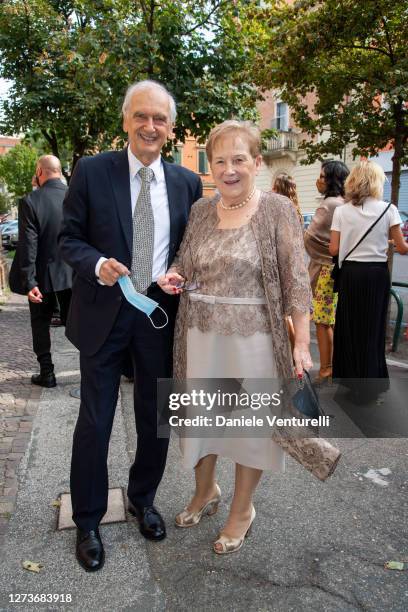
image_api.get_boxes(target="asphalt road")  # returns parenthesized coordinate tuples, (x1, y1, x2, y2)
(1, 328, 407, 612)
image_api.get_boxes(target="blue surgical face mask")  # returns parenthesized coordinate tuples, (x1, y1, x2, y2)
(118, 276, 168, 329)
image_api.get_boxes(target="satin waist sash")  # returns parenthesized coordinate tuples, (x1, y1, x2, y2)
(189, 292, 266, 305)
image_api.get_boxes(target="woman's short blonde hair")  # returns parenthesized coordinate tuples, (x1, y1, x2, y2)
(344, 161, 385, 207)
(205, 120, 261, 162)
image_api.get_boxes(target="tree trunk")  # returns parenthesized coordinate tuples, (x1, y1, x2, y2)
(390, 101, 405, 207)
(70, 143, 88, 183)
(390, 148, 401, 207)
(41, 129, 60, 160)
(41, 129, 70, 183)
(386, 102, 405, 350)
(70, 152, 80, 180)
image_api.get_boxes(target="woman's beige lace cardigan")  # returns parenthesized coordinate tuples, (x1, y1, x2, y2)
(171, 191, 312, 381)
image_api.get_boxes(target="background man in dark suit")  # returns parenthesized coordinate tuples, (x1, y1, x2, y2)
(59, 80, 202, 572)
(9, 155, 72, 388)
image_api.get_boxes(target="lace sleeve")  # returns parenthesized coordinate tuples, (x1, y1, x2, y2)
(275, 197, 312, 316)
(168, 198, 208, 277)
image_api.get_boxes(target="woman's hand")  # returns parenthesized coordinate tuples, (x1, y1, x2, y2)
(157, 271, 185, 295)
(293, 342, 313, 377)
(291, 311, 313, 376)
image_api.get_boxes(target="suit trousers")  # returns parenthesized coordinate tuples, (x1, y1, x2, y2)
(29, 289, 72, 370)
(70, 284, 177, 532)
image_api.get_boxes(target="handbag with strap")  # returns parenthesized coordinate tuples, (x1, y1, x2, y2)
(272, 432, 341, 481)
(292, 370, 324, 419)
(331, 202, 392, 292)
(271, 371, 341, 482)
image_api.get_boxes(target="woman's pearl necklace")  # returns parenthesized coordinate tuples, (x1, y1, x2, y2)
(219, 187, 256, 210)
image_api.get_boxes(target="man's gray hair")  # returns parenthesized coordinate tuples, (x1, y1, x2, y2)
(122, 80, 177, 123)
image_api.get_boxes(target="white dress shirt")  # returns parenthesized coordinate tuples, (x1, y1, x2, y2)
(95, 148, 170, 283)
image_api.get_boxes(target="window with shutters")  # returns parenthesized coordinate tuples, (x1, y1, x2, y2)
(272, 101, 289, 131)
(198, 149, 208, 174)
(172, 146, 182, 165)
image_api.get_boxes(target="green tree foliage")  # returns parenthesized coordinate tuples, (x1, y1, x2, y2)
(0, 144, 37, 198)
(0, 0, 259, 176)
(0, 191, 12, 215)
(250, 0, 408, 205)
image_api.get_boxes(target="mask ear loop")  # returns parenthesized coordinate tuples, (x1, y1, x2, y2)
(147, 305, 168, 329)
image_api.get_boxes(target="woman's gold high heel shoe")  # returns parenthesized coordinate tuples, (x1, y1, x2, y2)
(175, 484, 221, 528)
(213, 505, 256, 555)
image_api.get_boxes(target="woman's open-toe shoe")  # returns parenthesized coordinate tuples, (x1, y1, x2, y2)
(314, 364, 332, 385)
(175, 484, 221, 528)
(213, 505, 256, 555)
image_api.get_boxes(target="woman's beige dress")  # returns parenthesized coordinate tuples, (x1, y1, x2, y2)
(180, 218, 285, 472)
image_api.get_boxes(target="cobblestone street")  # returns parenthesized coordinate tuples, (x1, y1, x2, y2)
(0, 293, 40, 545)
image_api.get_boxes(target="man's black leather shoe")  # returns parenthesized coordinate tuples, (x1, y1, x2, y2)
(31, 373, 56, 388)
(128, 502, 166, 541)
(76, 529, 105, 572)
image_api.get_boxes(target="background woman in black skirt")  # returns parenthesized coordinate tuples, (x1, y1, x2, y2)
(329, 161, 408, 397)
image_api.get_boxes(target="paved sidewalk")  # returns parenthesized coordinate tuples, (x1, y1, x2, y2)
(0, 294, 39, 546)
(0, 321, 407, 610)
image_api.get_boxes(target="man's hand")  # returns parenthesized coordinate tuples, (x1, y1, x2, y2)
(99, 258, 129, 286)
(27, 287, 43, 303)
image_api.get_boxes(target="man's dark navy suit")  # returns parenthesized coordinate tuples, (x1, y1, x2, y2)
(59, 148, 202, 531)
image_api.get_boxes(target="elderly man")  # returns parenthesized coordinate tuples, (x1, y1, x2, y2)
(59, 80, 202, 571)
(9, 155, 72, 387)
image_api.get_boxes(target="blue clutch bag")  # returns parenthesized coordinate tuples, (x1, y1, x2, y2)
(292, 370, 325, 419)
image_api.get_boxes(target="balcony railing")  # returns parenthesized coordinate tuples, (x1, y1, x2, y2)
(263, 130, 299, 156)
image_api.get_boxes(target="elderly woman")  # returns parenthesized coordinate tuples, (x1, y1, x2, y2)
(304, 160, 349, 384)
(329, 161, 408, 394)
(158, 121, 312, 554)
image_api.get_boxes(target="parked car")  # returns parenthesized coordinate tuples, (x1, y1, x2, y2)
(400, 211, 408, 240)
(9, 228, 19, 248)
(0, 220, 17, 234)
(1, 220, 18, 250)
(302, 213, 314, 230)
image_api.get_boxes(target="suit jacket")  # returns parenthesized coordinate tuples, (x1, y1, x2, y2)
(59, 148, 202, 356)
(9, 178, 72, 295)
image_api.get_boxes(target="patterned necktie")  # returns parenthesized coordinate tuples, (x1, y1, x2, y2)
(130, 166, 155, 293)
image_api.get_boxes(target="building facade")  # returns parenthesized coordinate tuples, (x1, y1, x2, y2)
(256, 90, 359, 212)
(0, 135, 20, 156)
(173, 136, 214, 198)
(0, 136, 21, 219)
(369, 150, 408, 215)
(175, 92, 362, 212)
